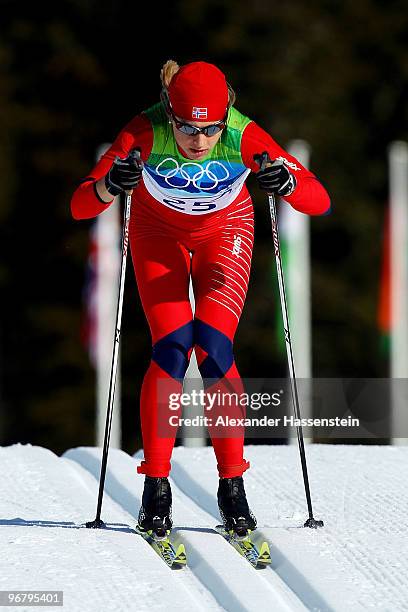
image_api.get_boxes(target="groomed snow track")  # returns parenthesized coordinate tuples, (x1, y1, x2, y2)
(1, 443, 408, 611)
(64, 447, 310, 612)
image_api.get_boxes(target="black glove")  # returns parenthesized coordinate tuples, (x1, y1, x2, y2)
(105, 150, 143, 196)
(255, 154, 297, 196)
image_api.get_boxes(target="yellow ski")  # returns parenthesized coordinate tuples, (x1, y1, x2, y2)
(135, 526, 187, 569)
(215, 525, 271, 569)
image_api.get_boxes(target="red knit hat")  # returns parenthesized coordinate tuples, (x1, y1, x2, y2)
(168, 61, 229, 122)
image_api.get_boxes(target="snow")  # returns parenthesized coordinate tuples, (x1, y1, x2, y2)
(1, 443, 408, 611)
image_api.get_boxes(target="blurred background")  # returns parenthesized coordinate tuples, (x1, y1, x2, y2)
(0, 0, 407, 455)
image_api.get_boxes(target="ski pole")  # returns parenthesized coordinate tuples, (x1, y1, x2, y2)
(86, 148, 142, 529)
(254, 151, 323, 529)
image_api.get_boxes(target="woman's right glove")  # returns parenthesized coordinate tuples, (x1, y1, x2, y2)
(105, 151, 143, 196)
(255, 156, 297, 196)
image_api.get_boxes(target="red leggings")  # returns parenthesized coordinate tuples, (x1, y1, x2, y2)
(129, 189, 254, 478)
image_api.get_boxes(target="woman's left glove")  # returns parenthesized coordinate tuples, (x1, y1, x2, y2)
(255, 158, 297, 196)
(105, 151, 144, 196)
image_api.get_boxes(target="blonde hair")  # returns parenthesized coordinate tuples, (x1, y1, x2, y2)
(160, 59, 236, 107)
(160, 60, 180, 89)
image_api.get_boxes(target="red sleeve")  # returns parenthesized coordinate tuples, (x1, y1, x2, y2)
(241, 121, 331, 216)
(70, 113, 153, 220)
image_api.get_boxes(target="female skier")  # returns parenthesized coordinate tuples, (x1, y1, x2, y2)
(71, 60, 330, 538)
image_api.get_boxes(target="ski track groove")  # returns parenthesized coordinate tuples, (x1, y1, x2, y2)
(64, 448, 233, 612)
(167, 444, 408, 612)
(66, 447, 306, 612)
(168, 478, 308, 612)
(167, 450, 332, 612)
(249, 444, 408, 611)
(64, 454, 223, 612)
(0, 444, 221, 612)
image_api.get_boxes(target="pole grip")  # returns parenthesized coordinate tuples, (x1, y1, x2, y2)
(253, 151, 272, 171)
(125, 148, 143, 196)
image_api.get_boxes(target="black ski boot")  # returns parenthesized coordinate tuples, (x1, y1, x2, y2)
(137, 476, 173, 538)
(217, 476, 257, 537)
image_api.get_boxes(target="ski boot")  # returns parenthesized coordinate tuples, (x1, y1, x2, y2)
(137, 476, 173, 539)
(217, 476, 257, 537)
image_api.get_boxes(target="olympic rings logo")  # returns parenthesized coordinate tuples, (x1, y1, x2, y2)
(155, 157, 230, 191)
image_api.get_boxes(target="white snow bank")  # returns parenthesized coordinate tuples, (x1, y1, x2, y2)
(1, 443, 407, 612)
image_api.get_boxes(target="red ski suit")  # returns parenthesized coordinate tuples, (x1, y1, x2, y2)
(71, 110, 330, 478)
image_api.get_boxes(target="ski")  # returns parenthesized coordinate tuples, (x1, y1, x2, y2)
(135, 526, 187, 569)
(215, 525, 271, 569)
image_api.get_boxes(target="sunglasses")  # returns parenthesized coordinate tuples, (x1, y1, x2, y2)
(172, 112, 227, 137)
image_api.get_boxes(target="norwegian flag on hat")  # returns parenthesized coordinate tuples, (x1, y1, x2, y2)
(192, 107, 208, 119)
